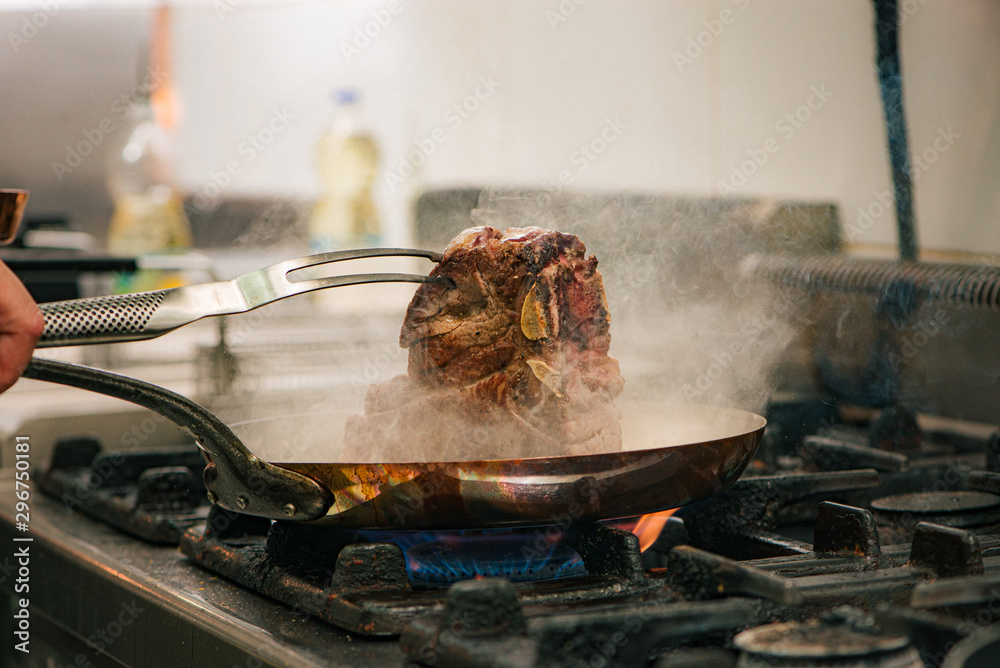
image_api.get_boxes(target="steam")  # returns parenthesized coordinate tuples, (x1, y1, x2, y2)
(470, 187, 801, 416)
(221, 187, 806, 464)
(333, 188, 803, 463)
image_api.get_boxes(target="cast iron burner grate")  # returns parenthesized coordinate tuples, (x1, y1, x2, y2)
(396, 504, 1000, 667)
(732, 618, 923, 668)
(177, 496, 1000, 665)
(179, 512, 659, 636)
(38, 435, 210, 544)
(871, 491, 1000, 544)
(34, 397, 1000, 666)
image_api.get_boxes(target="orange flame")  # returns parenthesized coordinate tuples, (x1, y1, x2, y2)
(612, 509, 677, 552)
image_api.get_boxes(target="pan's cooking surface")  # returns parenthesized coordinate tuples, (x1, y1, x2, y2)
(240, 401, 766, 463)
(273, 402, 767, 464)
(274, 403, 765, 530)
(618, 402, 766, 451)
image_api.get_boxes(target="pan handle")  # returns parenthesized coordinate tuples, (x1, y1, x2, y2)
(23, 358, 332, 522)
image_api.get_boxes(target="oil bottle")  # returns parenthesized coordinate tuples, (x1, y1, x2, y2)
(106, 97, 191, 257)
(309, 88, 381, 252)
(105, 95, 191, 293)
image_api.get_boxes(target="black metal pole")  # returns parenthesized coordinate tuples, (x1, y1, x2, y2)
(873, 0, 918, 261)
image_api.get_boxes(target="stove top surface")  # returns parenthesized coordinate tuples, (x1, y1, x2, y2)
(0, 477, 406, 667)
(5, 391, 1000, 667)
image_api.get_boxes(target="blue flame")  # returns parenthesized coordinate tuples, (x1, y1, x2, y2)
(358, 528, 587, 586)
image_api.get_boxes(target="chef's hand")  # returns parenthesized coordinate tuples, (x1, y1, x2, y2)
(0, 260, 43, 394)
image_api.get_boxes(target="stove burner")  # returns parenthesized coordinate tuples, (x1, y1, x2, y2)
(941, 624, 1000, 668)
(653, 470, 882, 561)
(988, 431, 1000, 473)
(402, 578, 758, 668)
(870, 491, 1000, 544)
(39, 436, 209, 544)
(734, 620, 923, 667)
(869, 405, 923, 452)
(359, 529, 587, 585)
(180, 514, 655, 636)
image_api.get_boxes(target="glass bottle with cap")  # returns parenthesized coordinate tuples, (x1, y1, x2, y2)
(106, 95, 191, 257)
(105, 94, 192, 292)
(309, 87, 381, 252)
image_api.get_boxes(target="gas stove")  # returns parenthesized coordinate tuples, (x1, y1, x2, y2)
(3, 388, 1000, 667)
(4, 205, 1000, 667)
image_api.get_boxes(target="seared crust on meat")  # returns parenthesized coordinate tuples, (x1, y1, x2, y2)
(344, 226, 624, 461)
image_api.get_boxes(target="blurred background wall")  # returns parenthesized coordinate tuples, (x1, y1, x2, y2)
(1, 0, 998, 253)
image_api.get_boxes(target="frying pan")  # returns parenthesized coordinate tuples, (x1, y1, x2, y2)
(23, 357, 765, 530)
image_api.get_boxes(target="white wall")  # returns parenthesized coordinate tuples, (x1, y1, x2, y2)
(2, 0, 999, 253)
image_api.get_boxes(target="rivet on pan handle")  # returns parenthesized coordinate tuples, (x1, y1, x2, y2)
(23, 358, 333, 522)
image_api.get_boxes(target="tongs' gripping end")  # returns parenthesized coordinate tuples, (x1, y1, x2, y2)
(277, 247, 452, 295)
(295, 272, 453, 294)
(432, 275, 456, 290)
(282, 247, 444, 274)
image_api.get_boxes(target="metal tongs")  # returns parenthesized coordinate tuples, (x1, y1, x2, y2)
(37, 248, 450, 348)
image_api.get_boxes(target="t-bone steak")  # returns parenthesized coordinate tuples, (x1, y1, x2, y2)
(343, 226, 624, 461)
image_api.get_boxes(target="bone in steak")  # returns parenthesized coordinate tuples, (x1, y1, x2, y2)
(343, 226, 624, 461)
